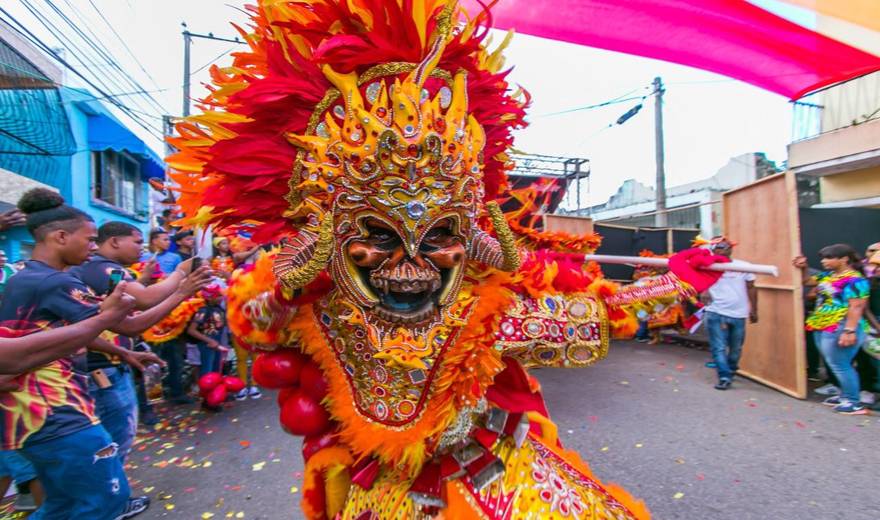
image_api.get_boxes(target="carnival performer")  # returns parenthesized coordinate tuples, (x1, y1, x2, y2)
(165, 1, 747, 517)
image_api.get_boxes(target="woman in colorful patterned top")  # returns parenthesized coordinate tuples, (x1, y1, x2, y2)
(801, 244, 870, 415)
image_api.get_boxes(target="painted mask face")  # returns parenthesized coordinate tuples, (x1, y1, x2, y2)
(340, 215, 466, 325)
(272, 40, 521, 324)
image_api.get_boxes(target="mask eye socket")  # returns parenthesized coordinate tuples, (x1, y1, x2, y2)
(365, 223, 400, 251)
(420, 221, 456, 253)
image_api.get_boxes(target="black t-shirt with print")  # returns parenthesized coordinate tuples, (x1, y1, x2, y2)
(0, 260, 101, 448)
(70, 255, 136, 370)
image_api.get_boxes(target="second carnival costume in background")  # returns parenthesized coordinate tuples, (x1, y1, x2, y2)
(161, 1, 728, 517)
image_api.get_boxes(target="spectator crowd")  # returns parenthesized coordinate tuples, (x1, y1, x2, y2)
(0, 189, 262, 519)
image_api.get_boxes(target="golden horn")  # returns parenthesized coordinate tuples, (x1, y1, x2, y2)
(468, 201, 521, 272)
(274, 214, 335, 290)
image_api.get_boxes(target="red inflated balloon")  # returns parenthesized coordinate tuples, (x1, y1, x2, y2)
(277, 387, 297, 407)
(299, 362, 329, 402)
(252, 349, 305, 389)
(302, 431, 337, 462)
(205, 384, 228, 407)
(222, 376, 246, 393)
(279, 390, 330, 436)
(198, 373, 224, 395)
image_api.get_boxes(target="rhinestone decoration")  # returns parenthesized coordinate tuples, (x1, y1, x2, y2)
(406, 200, 426, 219)
(332, 105, 345, 119)
(315, 121, 329, 138)
(421, 88, 429, 103)
(438, 86, 452, 108)
(501, 322, 515, 336)
(365, 81, 381, 104)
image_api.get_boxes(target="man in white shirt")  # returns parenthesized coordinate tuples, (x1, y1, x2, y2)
(704, 237, 758, 390)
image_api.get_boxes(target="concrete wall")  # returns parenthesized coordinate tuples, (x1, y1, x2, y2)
(819, 166, 880, 205)
(788, 117, 880, 169)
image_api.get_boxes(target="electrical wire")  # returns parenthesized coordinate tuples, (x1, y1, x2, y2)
(43, 0, 168, 116)
(0, 6, 163, 139)
(191, 46, 235, 76)
(536, 86, 650, 118)
(14, 0, 161, 126)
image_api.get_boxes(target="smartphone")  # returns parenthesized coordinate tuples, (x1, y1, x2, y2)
(107, 268, 125, 295)
(191, 257, 202, 271)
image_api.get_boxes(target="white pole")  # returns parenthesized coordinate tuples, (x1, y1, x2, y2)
(583, 254, 779, 277)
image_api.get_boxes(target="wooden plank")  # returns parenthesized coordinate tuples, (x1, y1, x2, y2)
(723, 172, 806, 398)
(542, 214, 594, 235)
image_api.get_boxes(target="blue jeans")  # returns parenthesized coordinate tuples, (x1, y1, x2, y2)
(635, 320, 649, 340)
(21, 424, 130, 520)
(814, 328, 865, 403)
(198, 343, 220, 374)
(706, 311, 746, 381)
(88, 366, 138, 461)
(157, 339, 185, 399)
(0, 449, 36, 483)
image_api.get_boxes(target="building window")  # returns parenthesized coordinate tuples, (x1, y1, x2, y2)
(92, 150, 143, 215)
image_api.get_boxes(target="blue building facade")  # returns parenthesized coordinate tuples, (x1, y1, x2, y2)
(0, 85, 164, 261)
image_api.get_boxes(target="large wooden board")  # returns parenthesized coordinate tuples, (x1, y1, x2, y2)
(723, 172, 806, 398)
(543, 214, 594, 235)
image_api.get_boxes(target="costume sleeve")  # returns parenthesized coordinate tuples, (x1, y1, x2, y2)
(494, 291, 611, 369)
(227, 250, 299, 349)
(41, 273, 100, 324)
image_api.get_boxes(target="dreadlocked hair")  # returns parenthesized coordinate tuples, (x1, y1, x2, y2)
(17, 188, 92, 240)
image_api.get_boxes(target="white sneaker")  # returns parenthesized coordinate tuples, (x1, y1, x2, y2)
(248, 386, 262, 399)
(814, 384, 840, 396)
(859, 391, 876, 405)
(234, 388, 249, 401)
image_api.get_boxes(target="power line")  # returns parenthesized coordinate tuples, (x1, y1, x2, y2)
(537, 86, 650, 118)
(17, 0, 166, 135)
(13, 0, 162, 127)
(42, 0, 168, 117)
(0, 6, 163, 139)
(81, 0, 164, 93)
(191, 46, 235, 76)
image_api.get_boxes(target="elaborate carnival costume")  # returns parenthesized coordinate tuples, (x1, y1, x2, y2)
(169, 1, 658, 517)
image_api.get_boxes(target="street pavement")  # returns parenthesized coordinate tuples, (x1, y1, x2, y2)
(127, 341, 880, 520)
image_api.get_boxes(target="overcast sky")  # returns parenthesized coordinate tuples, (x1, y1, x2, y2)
(4, 0, 815, 206)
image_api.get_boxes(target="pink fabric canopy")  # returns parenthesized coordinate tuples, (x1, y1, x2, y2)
(462, 0, 880, 99)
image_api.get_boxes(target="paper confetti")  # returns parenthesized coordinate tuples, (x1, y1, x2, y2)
(252, 461, 266, 471)
(290, 486, 299, 494)
(202, 513, 215, 519)
(673, 492, 684, 500)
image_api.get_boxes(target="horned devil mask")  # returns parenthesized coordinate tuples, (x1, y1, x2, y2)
(273, 38, 520, 327)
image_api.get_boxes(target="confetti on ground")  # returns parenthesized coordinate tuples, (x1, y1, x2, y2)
(165, 503, 175, 511)
(619, 380, 630, 385)
(600, 446, 609, 452)
(202, 513, 215, 519)
(290, 486, 299, 493)
(239, 440, 251, 449)
(673, 492, 685, 500)
(696, 473, 705, 481)
(795, 421, 807, 428)
(252, 461, 267, 471)
(635, 443, 643, 448)
(674, 457, 685, 464)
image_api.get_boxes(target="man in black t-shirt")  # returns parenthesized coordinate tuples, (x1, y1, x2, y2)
(72, 222, 201, 446)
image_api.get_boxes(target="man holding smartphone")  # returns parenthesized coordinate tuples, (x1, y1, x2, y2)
(71, 222, 204, 453)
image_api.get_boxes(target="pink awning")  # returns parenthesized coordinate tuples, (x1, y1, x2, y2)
(461, 0, 880, 99)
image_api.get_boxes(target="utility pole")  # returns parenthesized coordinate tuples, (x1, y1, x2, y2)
(653, 76, 667, 227)
(181, 23, 244, 117)
(182, 23, 191, 116)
